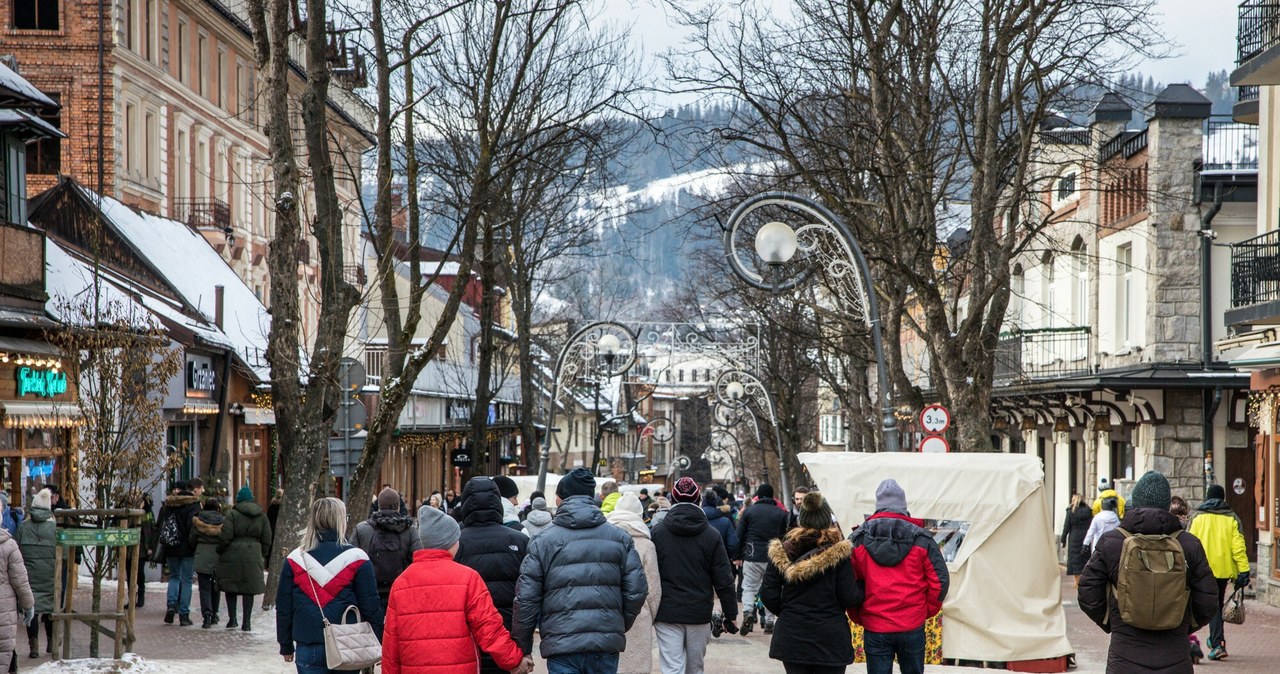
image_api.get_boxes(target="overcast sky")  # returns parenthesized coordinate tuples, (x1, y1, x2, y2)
(619, 0, 1237, 98)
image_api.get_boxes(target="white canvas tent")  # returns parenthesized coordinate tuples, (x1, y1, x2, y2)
(506, 475, 562, 504)
(799, 451, 1072, 663)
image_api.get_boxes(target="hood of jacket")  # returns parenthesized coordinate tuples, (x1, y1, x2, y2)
(552, 495, 607, 530)
(856, 512, 927, 568)
(369, 509, 414, 533)
(606, 509, 651, 541)
(768, 535, 852, 584)
(194, 511, 224, 536)
(0, 529, 11, 545)
(164, 493, 200, 509)
(460, 478, 504, 527)
(233, 501, 264, 518)
(1120, 507, 1183, 535)
(661, 502, 709, 537)
(27, 507, 52, 523)
(525, 508, 552, 528)
(502, 498, 520, 525)
(1196, 498, 1234, 515)
(1094, 510, 1120, 526)
(703, 506, 726, 522)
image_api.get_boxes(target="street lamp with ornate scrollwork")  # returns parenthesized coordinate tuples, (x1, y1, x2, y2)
(723, 192, 900, 453)
(714, 369, 790, 498)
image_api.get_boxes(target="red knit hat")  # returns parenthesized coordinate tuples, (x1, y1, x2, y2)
(672, 477, 701, 504)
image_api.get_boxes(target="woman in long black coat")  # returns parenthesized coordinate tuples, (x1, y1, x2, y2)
(1060, 492, 1092, 583)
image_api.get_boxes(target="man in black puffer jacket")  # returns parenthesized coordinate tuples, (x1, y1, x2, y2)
(652, 477, 738, 674)
(736, 483, 789, 634)
(513, 467, 647, 674)
(353, 487, 420, 612)
(455, 477, 529, 674)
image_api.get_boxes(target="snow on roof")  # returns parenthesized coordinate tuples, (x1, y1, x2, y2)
(0, 61, 57, 109)
(79, 186, 271, 378)
(44, 240, 155, 329)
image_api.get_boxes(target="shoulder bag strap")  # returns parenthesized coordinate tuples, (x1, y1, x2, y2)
(298, 550, 332, 627)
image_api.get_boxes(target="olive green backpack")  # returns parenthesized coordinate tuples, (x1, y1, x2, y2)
(1108, 528, 1189, 631)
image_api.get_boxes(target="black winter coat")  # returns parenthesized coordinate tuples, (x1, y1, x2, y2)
(512, 496, 647, 658)
(1061, 503, 1092, 575)
(454, 478, 528, 674)
(158, 493, 201, 559)
(1078, 508, 1218, 674)
(761, 529, 862, 667)
(737, 498, 790, 562)
(651, 503, 738, 625)
(352, 510, 420, 595)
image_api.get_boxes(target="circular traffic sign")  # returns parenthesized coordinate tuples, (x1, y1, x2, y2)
(919, 435, 950, 453)
(920, 404, 950, 434)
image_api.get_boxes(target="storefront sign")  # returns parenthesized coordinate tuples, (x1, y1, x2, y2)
(186, 356, 216, 397)
(451, 444, 473, 468)
(15, 367, 67, 398)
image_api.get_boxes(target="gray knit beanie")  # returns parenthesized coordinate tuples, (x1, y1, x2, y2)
(1129, 471, 1172, 510)
(875, 478, 909, 514)
(418, 502, 461, 550)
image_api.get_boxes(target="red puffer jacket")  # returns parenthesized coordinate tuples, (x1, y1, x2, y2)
(383, 549, 524, 674)
(847, 512, 949, 633)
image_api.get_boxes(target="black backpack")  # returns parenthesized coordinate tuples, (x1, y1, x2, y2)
(368, 526, 409, 590)
(159, 510, 183, 548)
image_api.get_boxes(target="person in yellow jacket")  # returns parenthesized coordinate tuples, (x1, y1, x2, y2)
(1091, 477, 1126, 519)
(599, 480, 621, 514)
(1188, 484, 1250, 662)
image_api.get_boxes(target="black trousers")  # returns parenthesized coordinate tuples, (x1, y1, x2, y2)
(197, 572, 220, 618)
(783, 664, 846, 674)
(1208, 577, 1230, 649)
(225, 593, 254, 627)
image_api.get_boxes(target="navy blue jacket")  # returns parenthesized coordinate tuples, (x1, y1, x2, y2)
(703, 506, 740, 559)
(274, 530, 384, 656)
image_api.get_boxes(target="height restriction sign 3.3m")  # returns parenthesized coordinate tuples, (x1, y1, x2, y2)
(919, 404, 951, 453)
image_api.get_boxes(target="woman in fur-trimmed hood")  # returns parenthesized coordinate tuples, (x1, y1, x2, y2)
(761, 491, 863, 673)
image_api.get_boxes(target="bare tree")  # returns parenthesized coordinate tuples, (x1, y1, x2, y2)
(666, 0, 1163, 451)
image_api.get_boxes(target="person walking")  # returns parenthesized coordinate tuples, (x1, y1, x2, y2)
(134, 492, 155, 609)
(0, 518, 33, 670)
(737, 484, 790, 635)
(599, 480, 621, 514)
(522, 496, 553, 539)
(1078, 471, 1218, 673)
(787, 486, 809, 529)
(1082, 496, 1121, 555)
(606, 493, 662, 674)
(382, 505, 531, 674)
(1092, 477, 1126, 518)
(512, 467, 647, 674)
(848, 479, 949, 674)
(702, 492, 740, 561)
(491, 476, 524, 531)
(353, 486, 419, 613)
(15, 489, 53, 657)
(648, 496, 671, 529)
(1188, 484, 1251, 661)
(651, 477, 738, 674)
(217, 486, 272, 632)
(761, 490, 862, 674)
(454, 477, 529, 674)
(276, 497, 383, 674)
(157, 482, 201, 626)
(1060, 493, 1092, 586)
(189, 498, 224, 629)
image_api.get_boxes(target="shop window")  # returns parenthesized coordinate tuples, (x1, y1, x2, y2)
(1110, 440, 1135, 482)
(25, 93, 60, 175)
(13, 0, 59, 30)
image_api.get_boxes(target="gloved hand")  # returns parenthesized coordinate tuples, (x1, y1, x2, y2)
(22, 607, 34, 626)
(722, 618, 739, 635)
(1236, 571, 1251, 589)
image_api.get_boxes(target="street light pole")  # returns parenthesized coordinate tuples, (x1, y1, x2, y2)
(723, 192, 900, 452)
(715, 370, 791, 499)
(536, 322, 637, 494)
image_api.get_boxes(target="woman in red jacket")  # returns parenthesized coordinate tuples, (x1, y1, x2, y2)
(383, 505, 532, 674)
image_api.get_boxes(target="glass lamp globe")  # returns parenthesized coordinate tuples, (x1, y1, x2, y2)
(755, 221, 798, 265)
(597, 333, 622, 358)
(725, 381, 745, 401)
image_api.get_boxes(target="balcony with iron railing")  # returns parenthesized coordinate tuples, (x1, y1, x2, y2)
(172, 197, 233, 234)
(1234, 2, 1280, 86)
(1227, 228, 1280, 326)
(993, 327, 1093, 386)
(1235, 84, 1260, 124)
(1198, 115, 1259, 203)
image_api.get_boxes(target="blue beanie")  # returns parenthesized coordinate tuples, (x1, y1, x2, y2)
(235, 486, 254, 503)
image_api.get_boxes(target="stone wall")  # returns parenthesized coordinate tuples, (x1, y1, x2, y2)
(1150, 389, 1205, 499)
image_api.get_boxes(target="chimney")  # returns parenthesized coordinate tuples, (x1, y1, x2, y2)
(1146, 83, 1211, 122)
(1091, 92, 1132, 126)
(214, 285, 225, 330)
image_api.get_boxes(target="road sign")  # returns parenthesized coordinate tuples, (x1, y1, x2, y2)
(919, 435, 950, 453)
(57, 528, 140, 547)
(333, 398, 367, 433)
(920, 404, 951, 434)
(338, 357, 366, 393)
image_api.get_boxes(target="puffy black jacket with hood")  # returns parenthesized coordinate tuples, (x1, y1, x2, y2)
(454, 477, 528, 674)
(158, 492, 201, 559)
(651, 502, 738, 625)
(512, 495, 646, 657)
(737, 497, 790, 562)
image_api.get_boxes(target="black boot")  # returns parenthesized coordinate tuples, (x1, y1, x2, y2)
(241, 595, 253, 632)
(201, 612, 212, 629)
(43, 617, 51, 653)
(179, 614, 193, 627)
(225, 593, 238, 629)
(164, 607, 176, 624)
(28, 634, 37, 658)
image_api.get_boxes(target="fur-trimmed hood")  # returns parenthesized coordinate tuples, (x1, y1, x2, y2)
(193, 511, 224, 536)
(768, 534, 853, 584)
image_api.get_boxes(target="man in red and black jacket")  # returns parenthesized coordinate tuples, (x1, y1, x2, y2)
(848, 479, 949, 674)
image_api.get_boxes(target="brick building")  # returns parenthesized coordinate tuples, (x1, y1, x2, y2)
(3, 0, 374, 341)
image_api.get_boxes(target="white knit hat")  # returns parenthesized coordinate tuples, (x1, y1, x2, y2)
(32, 488, 51, 511)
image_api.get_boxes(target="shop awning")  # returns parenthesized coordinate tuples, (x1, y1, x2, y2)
(243, 406, 275, 425)
(1230, 340, 1280, 370)
(1, 401, 81, 428)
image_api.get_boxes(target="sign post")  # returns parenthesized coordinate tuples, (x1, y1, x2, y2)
(331, 358, 367, 499)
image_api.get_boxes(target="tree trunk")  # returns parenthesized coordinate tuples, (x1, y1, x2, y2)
(470, 220, 498, 473)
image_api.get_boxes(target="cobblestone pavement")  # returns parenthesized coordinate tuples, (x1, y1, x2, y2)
(26, 574, 1280, 673)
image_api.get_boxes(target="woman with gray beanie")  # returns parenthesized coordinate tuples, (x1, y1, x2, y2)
(522, 497, 553, 538)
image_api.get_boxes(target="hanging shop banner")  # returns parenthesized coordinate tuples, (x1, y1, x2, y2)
(185, 355, 217, 398)
(451, 444, 473, 468)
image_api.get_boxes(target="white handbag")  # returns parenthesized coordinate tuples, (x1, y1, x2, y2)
(301, 553, 382, 670)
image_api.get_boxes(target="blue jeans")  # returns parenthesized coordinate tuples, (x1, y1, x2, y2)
(546, 652, 620, 674)
(294, 643, 336, 674)
(864, 627, 926, 674)
(164, 556, 194, 616)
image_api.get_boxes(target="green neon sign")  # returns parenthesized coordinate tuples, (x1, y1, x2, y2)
(16, 367, 68, 398)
